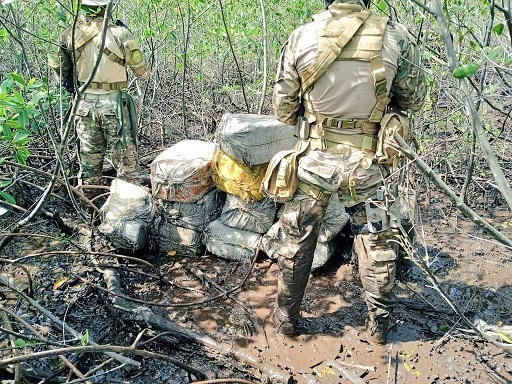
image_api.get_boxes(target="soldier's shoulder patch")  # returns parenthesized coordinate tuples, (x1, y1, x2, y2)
(131, 49, 143, 64)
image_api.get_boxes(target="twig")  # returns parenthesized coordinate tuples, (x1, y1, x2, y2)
(0, 307, 23, 383)
(0, 304, 92, 384)
(0, 343, 205, 380)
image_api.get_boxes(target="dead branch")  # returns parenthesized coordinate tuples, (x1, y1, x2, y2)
(0, 274, 141, 368)
(0, 342, 206, 381)
(0, 304, 92, 384)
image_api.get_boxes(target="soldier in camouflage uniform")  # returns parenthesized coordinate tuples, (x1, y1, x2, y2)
(48, 0, 150, 203)
(271, 0, 426, 344)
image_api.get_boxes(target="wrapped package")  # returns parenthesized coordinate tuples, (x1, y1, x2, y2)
(150, 218, 204, 256)
(220, 194, 276, 234)
(98, 179, 153, 252)
(155, 188, 225, 232)
(150, 140, 217, 202)
(202, 219, 261, 262)
(216, 114, 297, 165)
(211, 149, 267, 202)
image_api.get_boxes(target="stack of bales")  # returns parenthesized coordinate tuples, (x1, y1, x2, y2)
(145, 114, 350, 269)
(149, 140, 224, 255)
(203, 114, 297, 262)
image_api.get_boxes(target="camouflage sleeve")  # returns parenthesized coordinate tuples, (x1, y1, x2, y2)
(47, 30, 75, 93)
(116, 27, 150, 80)
(389, 22, 426, 112)
(272, 31, 302, 126)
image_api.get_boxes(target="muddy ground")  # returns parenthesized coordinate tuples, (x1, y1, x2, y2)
(1, 187, 512, 384)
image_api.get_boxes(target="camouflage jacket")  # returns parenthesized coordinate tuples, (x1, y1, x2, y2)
(272, 2, 426, 125)
(48, 14, 150, 94)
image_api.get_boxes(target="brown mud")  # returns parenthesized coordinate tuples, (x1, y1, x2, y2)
(1, 193, 512, 384)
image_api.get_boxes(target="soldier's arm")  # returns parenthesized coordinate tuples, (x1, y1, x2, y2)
(272, 37, 301, 126)
(47, 33, 75, 94)
(118, 28, 150, 80)
(389, 23, 426, 112)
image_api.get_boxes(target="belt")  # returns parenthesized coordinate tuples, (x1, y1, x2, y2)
(80, 81, 128, 91)
(322, 117, 379, 131)
(83, 92, 119, 100)
(323, 130, 377, 152)
(298, 181, 331, 202)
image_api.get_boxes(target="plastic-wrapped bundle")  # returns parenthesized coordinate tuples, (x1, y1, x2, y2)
(211, 149, 267, 202)
(220, 194, 277, 234)
(150, 140, 218, 202)
(216, 114, 297, 165)
(202, 219, 261, 262)
(155, 188, 225, 232)
(150, 218, 204, 256)
(98, 179, 153, 252)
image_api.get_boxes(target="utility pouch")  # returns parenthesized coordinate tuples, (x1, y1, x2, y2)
(296, 116, 310, 140)
(365, 186, 390, 233)
(297, 150, 343, 193)
(375, 110, 409, 167)
(261, 148, 305, 202)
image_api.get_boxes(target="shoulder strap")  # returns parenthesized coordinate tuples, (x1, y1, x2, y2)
(74, 21, 102, 51)
(367, 16, 391, 122)
(90, 27, 126, 65)
(300, 9, 371, 94)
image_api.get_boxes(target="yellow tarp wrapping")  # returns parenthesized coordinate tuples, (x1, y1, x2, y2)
(211, 149, 268, 202)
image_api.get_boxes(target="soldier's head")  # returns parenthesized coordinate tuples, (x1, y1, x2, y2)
(325, 0, 370, 8)
(81, 0, 108, 16)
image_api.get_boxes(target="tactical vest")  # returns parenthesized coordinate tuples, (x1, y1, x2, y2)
(302, 6, 390, 134)
(69, 17, 128, 91)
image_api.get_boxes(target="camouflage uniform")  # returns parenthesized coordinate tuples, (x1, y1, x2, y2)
(49, 12, 150, 200)
(272, 0, 426, 341)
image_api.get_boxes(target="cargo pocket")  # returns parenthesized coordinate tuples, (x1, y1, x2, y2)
(75, 103, 90, 118)
(297, 150, 343, 192)
(356, 232, 397, 296)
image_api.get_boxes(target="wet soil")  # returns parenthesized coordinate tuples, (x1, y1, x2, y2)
(1, 192, 512, 384)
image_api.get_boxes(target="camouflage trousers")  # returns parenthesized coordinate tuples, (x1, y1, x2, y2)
(75, 94, 140, 200)
(274, 144, 398, 326)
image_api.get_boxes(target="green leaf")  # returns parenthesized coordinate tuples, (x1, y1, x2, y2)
(492, 23, 504, 35)
(0, 77, 15, 94)
(15, 147, 30, 164)
(1, 191, 16, 205)
(0, 179, 11, 188)
(56, 8, 67, 22)
(12, 90, 24, 104)
(14, 338, 26, 347)
(80, 329, 90, 346)
(0, 28, 7, 42)
(377, 0, 388, 11)
(2, 123, 13, 138)
(452, 63, 480, 79)
(498, 331, 512, 344)
(10, 73, 24, 86)
(13, 132, 30, 145)
(439, 324, 450, 332)
(18, 109, 29, 128)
